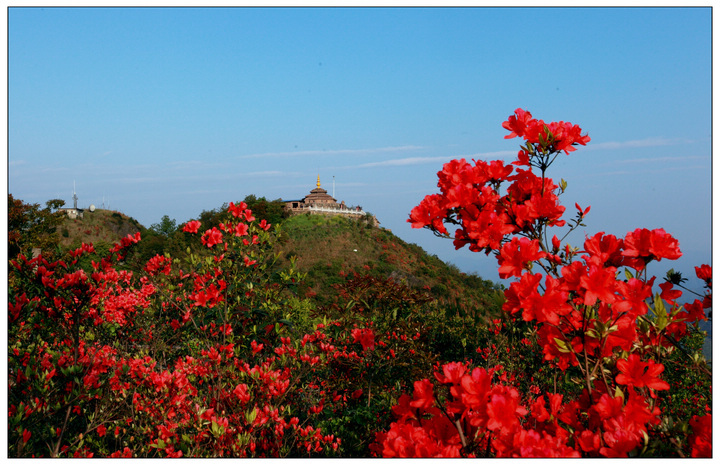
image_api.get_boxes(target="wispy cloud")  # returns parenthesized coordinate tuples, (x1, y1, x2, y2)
(237, 145, 425, 159)
(594, 164, 707, 177)
(111, 169, 289, 185)
(585, 137, 689, 151)
(239, 170, 287, 177)
(40, 166, 72, 173)
(355, 156, 453, 168)
(615, 155, 708, 164)
(463, 150, 519, 160)
(573, 137, 708, 166)
(353, 150, 517, 169)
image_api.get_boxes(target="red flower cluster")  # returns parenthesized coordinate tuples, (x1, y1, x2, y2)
(502, 108, 591, 155)
(398, 109, 712, 458)
(182, 220, 201, 233)
(408, 160, 568, 253)
(351, 328, 376, 352)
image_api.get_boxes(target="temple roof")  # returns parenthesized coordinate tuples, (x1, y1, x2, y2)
(305, 175, 336, 203)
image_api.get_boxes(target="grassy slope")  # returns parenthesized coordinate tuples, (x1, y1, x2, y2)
(275, 213, 504, 322)
(57, 209, 144, 249)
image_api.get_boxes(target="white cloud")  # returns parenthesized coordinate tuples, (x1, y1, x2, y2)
(355, 156, 453, 168)
(353, 150, 517, 169)
(615, 155, 708, 164)
(462, 150, 519, 160)
(237, 145, 426, 159)
(585, 137, 689, 151)
(240, 170, 286, 177)
(593, 164, 707, 177)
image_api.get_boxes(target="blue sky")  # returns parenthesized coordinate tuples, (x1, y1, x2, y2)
(8, 6, 712, 290)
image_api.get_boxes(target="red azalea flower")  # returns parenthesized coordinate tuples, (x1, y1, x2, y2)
(659, 281, 683, 303)
(234, 222, 249, 237)
(458, 367, 493, 411)
(228, 201, 248, 217)
(259, 219, 272, 231)
(583, 231, 623, 267)
(201, 227, 223, 247)
(434, 361, 467, 386)
(351, 328, 375, 352)
(615, 354, 670, 391)
(409, 379, 435, 410)
(622, 228, 682, 269)
(233, 383, 251, 404)
(182, 220, 201, 233)
(689, 414, 712, 457)
(486, 386, 527, 435)
(391, 394, 416, 422)
(497, 237, 544, 279)
(408, 193, 449, 235)
(580, 264, 618, 306)
(144, 254, 172, 276)
(502, 108, 534, 139)
(695, 264, 712, 288)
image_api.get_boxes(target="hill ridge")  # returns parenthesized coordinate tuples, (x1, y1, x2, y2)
(54, 201, 504, 323)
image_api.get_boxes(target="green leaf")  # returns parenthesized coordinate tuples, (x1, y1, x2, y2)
(245, 408, 258, 424)
(624, 269, 634, 281)
(211, 420, 223, 437)
(614, 385, 625, 400)
(538, 131, 547, 147)
(652, 294, 668, 331)
(554, 337, 571, 353)
(152, 439, 166, 449)
(278, 318, 294, 329)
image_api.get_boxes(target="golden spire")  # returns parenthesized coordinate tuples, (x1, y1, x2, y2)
(316, 174, 321, 188)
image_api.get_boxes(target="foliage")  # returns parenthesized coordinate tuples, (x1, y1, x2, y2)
(8, 200, 467, 457)
(277, 213, 504, 317)
(149, 215, 178, 237)
(8, 194, 66, 260)
(55, 207, 143, 252)
(241, 195, 290, 226)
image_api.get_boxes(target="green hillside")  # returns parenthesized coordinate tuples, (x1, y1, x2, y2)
(51, 202, 504, 325)
(57, 208, 143, 249)
(275, 213, 504, 322)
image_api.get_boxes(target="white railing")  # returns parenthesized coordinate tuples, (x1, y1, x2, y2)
(302, 205, 367, 215)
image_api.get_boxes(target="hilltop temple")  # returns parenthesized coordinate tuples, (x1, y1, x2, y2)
(284, 175, 378, 226)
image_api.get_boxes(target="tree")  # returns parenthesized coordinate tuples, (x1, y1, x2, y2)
(242, 195, 290, 225)
(149, 215, 177, 237)
(8, 194, 65, 260)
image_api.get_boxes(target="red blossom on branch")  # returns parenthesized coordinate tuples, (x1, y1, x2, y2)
(182, 220, 201, 233)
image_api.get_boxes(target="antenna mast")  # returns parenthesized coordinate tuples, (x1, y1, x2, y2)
(72, 181, 78, 209)
(333, 176, 335, 199)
